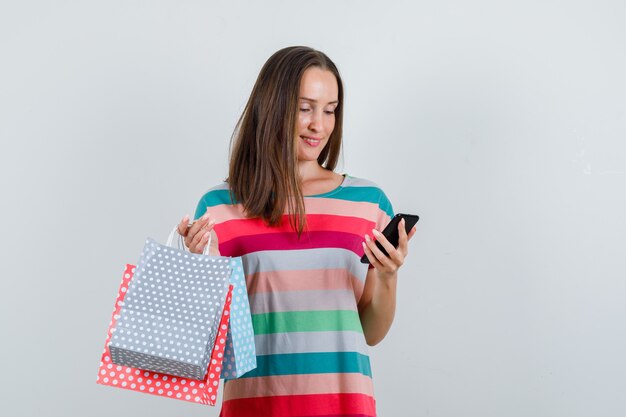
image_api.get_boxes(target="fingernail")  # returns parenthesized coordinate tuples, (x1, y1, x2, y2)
(202, 212, 210, 220)
(203, 231, 210, 239)
(372, 229, 381, 236)
(183, 214, 189, 222)
(208, 219, 216, 226)
(365, 234, 370, 241)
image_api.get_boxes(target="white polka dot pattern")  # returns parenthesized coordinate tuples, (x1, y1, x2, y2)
(108, 238, 232, 380)
(96, 264, 233, 406)
(221, 257, 257, 379)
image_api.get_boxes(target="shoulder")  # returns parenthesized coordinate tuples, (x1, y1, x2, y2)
(194, 181, 235, 219)
(342, 174, 384, 190)
(341, 174, 394, 217)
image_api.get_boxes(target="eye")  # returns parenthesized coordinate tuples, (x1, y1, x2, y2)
(299, 108, 311, 112)
(324, 110, 335, 115)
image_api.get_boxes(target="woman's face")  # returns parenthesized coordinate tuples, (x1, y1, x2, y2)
(296, 66, 339, 162)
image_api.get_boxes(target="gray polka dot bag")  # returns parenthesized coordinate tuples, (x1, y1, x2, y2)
(96, 264, 231, 405)
(108, 226, 233, 381)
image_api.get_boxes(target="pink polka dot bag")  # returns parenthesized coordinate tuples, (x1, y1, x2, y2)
(96, 264, 233, 406)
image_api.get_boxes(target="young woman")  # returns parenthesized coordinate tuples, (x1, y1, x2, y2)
(177, 46, 416, 417)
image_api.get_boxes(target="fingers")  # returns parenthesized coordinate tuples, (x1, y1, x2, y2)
(185, 211, 210, 248)
(362, 238, 384, 270)
(178, 214, 191, 236)
(363, 232, 394, 270)
(371, 228, 399, 264)
(191, 223, 215, 253)
(364, 217, 415, 272)
(191, 231, 208, 253)
(207, 229, 220, 255)
(202, 227, 220, 254)
(408, 225, 417, 240)
(183, 210, 218, 253)
(397, 218, 409, 254)
(401, 217, 417, 241)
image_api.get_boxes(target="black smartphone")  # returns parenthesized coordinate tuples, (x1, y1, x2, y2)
(360, 213, 419, 264)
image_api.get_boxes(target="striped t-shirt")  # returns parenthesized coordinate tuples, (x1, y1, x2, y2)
(193, 173, 394, 417)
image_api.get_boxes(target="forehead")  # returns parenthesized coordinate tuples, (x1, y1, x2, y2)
(298, 67, 338, 102)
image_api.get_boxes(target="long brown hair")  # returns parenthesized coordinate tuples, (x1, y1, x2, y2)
(226, 46, 344, 238)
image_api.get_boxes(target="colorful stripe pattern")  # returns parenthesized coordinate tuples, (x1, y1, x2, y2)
(193, 174, 394, 417)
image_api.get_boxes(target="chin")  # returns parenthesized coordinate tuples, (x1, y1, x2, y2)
(297, 154, 321, 162)
(297, 147, 326, 161)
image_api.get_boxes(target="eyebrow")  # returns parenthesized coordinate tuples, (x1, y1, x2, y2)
(299, 97, 339, 105)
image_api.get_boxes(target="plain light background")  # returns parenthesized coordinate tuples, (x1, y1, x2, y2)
(1, 1, 625, 416)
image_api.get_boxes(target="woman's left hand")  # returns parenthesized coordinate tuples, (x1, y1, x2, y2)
(362, 218, 417, 279)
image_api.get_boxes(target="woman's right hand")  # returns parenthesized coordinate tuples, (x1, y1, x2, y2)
(177, 211, 220, 255)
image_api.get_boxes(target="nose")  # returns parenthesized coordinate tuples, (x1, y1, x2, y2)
(308, 109, 323, 132)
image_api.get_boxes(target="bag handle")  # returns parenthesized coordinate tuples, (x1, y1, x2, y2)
(165, 225, 212, 256)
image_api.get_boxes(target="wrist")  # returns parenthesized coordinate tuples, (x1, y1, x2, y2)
(376, 270, 398, 287)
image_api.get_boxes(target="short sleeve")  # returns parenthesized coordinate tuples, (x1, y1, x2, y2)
(193, 182, 231, 221)
(375, 188, 395, 230)
(194, 197, 208, 221)
(369, 188, 395, 270)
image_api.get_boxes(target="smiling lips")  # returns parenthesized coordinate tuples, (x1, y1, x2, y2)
(301, 136, 322, 147)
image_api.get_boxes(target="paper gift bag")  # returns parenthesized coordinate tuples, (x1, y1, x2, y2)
(221, 257, 257, 379)
(108, 228, 233, 380)
(97, 264, 233, 406)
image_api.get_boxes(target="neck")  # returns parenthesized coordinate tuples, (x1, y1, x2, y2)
(297, 160, 327, 182)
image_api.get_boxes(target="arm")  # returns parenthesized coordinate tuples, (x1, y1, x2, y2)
(358, 267, 398, 346)
(357, 218, 417, 346)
